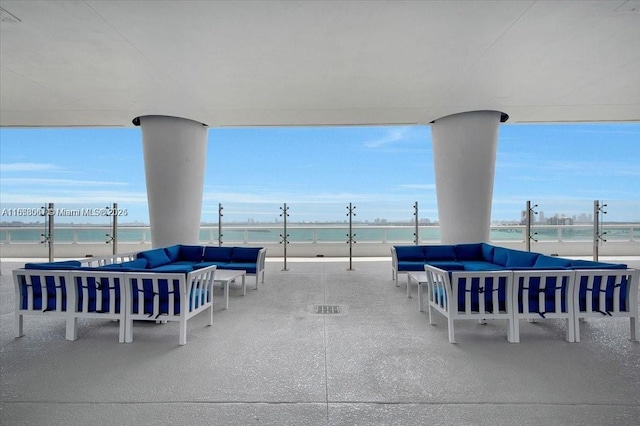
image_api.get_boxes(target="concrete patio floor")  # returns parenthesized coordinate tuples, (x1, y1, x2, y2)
(1, 257, 639, 426)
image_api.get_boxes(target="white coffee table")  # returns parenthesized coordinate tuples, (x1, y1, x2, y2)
(407, 271, 429, 311)
(214, 269, 246, 309)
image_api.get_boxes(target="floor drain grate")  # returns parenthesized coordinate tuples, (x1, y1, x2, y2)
(315, 305, 340, 314)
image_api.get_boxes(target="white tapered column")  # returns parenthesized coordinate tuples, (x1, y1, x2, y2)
(431, 110, 506, 244)
(136, 115, 207, 247)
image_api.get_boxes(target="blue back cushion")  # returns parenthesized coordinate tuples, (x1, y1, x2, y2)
(577, 274, 628, 312)
(481, 244, 495, 262)
(75, 276, 121, 313)
(18, 274, 68, 311)
(179, 245, 203, 262)
(506, 250, 540, 268)
(164, 245, 181, 262)
(456, 276, 508, 313)
(121, 258, 148, 269)
(137, 248, 171, 268)
(97, 258, 149, 270)
(231, 247, 261, 263)
(203, 246, 234, 262)
(454, 243, 483, 260)
(424, 245, 456, 261)
(131, 278, 181, 316)
(394, 246, 425, 261)
(517, 275, 568, 314)
(534, 256, 572, 268)
(570, 260, 627, 270)
(25, 260, 81, 270)
(492, 247, 510, 266)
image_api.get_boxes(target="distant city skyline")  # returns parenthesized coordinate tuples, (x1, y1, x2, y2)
(1, 123, 639, 224)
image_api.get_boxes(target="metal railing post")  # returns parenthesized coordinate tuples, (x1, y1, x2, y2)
(41, 202, 54, 261)
(525, 201, 538, 251)
(106, 202, 118, 254)
(413, 201, 419, 245)
(346, 203, 356, 271)
(594, 200, 607, 261)
(280, 203, 290, 271)
(218, 203, 224, 246)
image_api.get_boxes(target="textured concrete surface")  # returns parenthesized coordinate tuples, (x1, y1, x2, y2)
(1, 257, 639, 426)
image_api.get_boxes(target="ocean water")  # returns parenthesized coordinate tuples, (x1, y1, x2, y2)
(2, 224, 638, 245)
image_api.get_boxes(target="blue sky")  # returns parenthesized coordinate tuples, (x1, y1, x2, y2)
(0, 123, 639, 224)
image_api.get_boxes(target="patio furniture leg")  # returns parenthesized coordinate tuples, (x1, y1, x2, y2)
(16, 313, 24, 338)
(65, 317, 78, 341)
(511, 318, 520, 343)
(447, 316, 457, 344)
(179, 317, 187, 346)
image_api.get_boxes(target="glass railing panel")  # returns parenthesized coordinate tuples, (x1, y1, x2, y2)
(602, 226, 633, 241)
(117, 227, 152, 243)
(490, 227, 524, 241)
(288, 227, 315, 242)
(220, 229, 247, 244)
(4, 228, 43, 243)
(246, 228, 280, 243)
(418, 226, 440, 242)
(315, 227, 347, 243)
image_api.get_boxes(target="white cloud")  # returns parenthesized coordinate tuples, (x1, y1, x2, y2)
(363, 127, 410, 148)
(1, 178, 129, 187)
(0, 162, 62, 172)
(398, 184, 436, 191)
(0, 190, 147, 204)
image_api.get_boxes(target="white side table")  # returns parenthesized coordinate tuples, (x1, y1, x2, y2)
(214, 269, 247, 310)
(407, 271, 429, 311)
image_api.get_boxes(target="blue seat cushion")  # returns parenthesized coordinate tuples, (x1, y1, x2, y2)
(193, 261, 226, 270)
(203, 246, 234, 262)
(224, 262, 257, 274)
(179, 245, 204, 262)
(137, 248, 172, 268)
(397, 260, 427, 272)
(395, 246, 426, 262)
(424, 245, 456, 261)
(169, 260, 201, 267)
(149, 264, 193, 273)
(463, 261, 502, 271)
(425, 261, 465, 271)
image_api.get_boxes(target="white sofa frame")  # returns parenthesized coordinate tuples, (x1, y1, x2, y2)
(573, 269, 638, 342)
(422, 265, 639, 343)
(249, 247, 267, 287)
(124, 266, 216, 345)
(424, 266, 516, 343)
(13, 263, 217, 345)
(511, 270, 576, 343)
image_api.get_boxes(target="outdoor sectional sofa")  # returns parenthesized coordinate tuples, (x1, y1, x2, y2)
(12, 245, 266, 345)
(392, 243, 639, 344)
